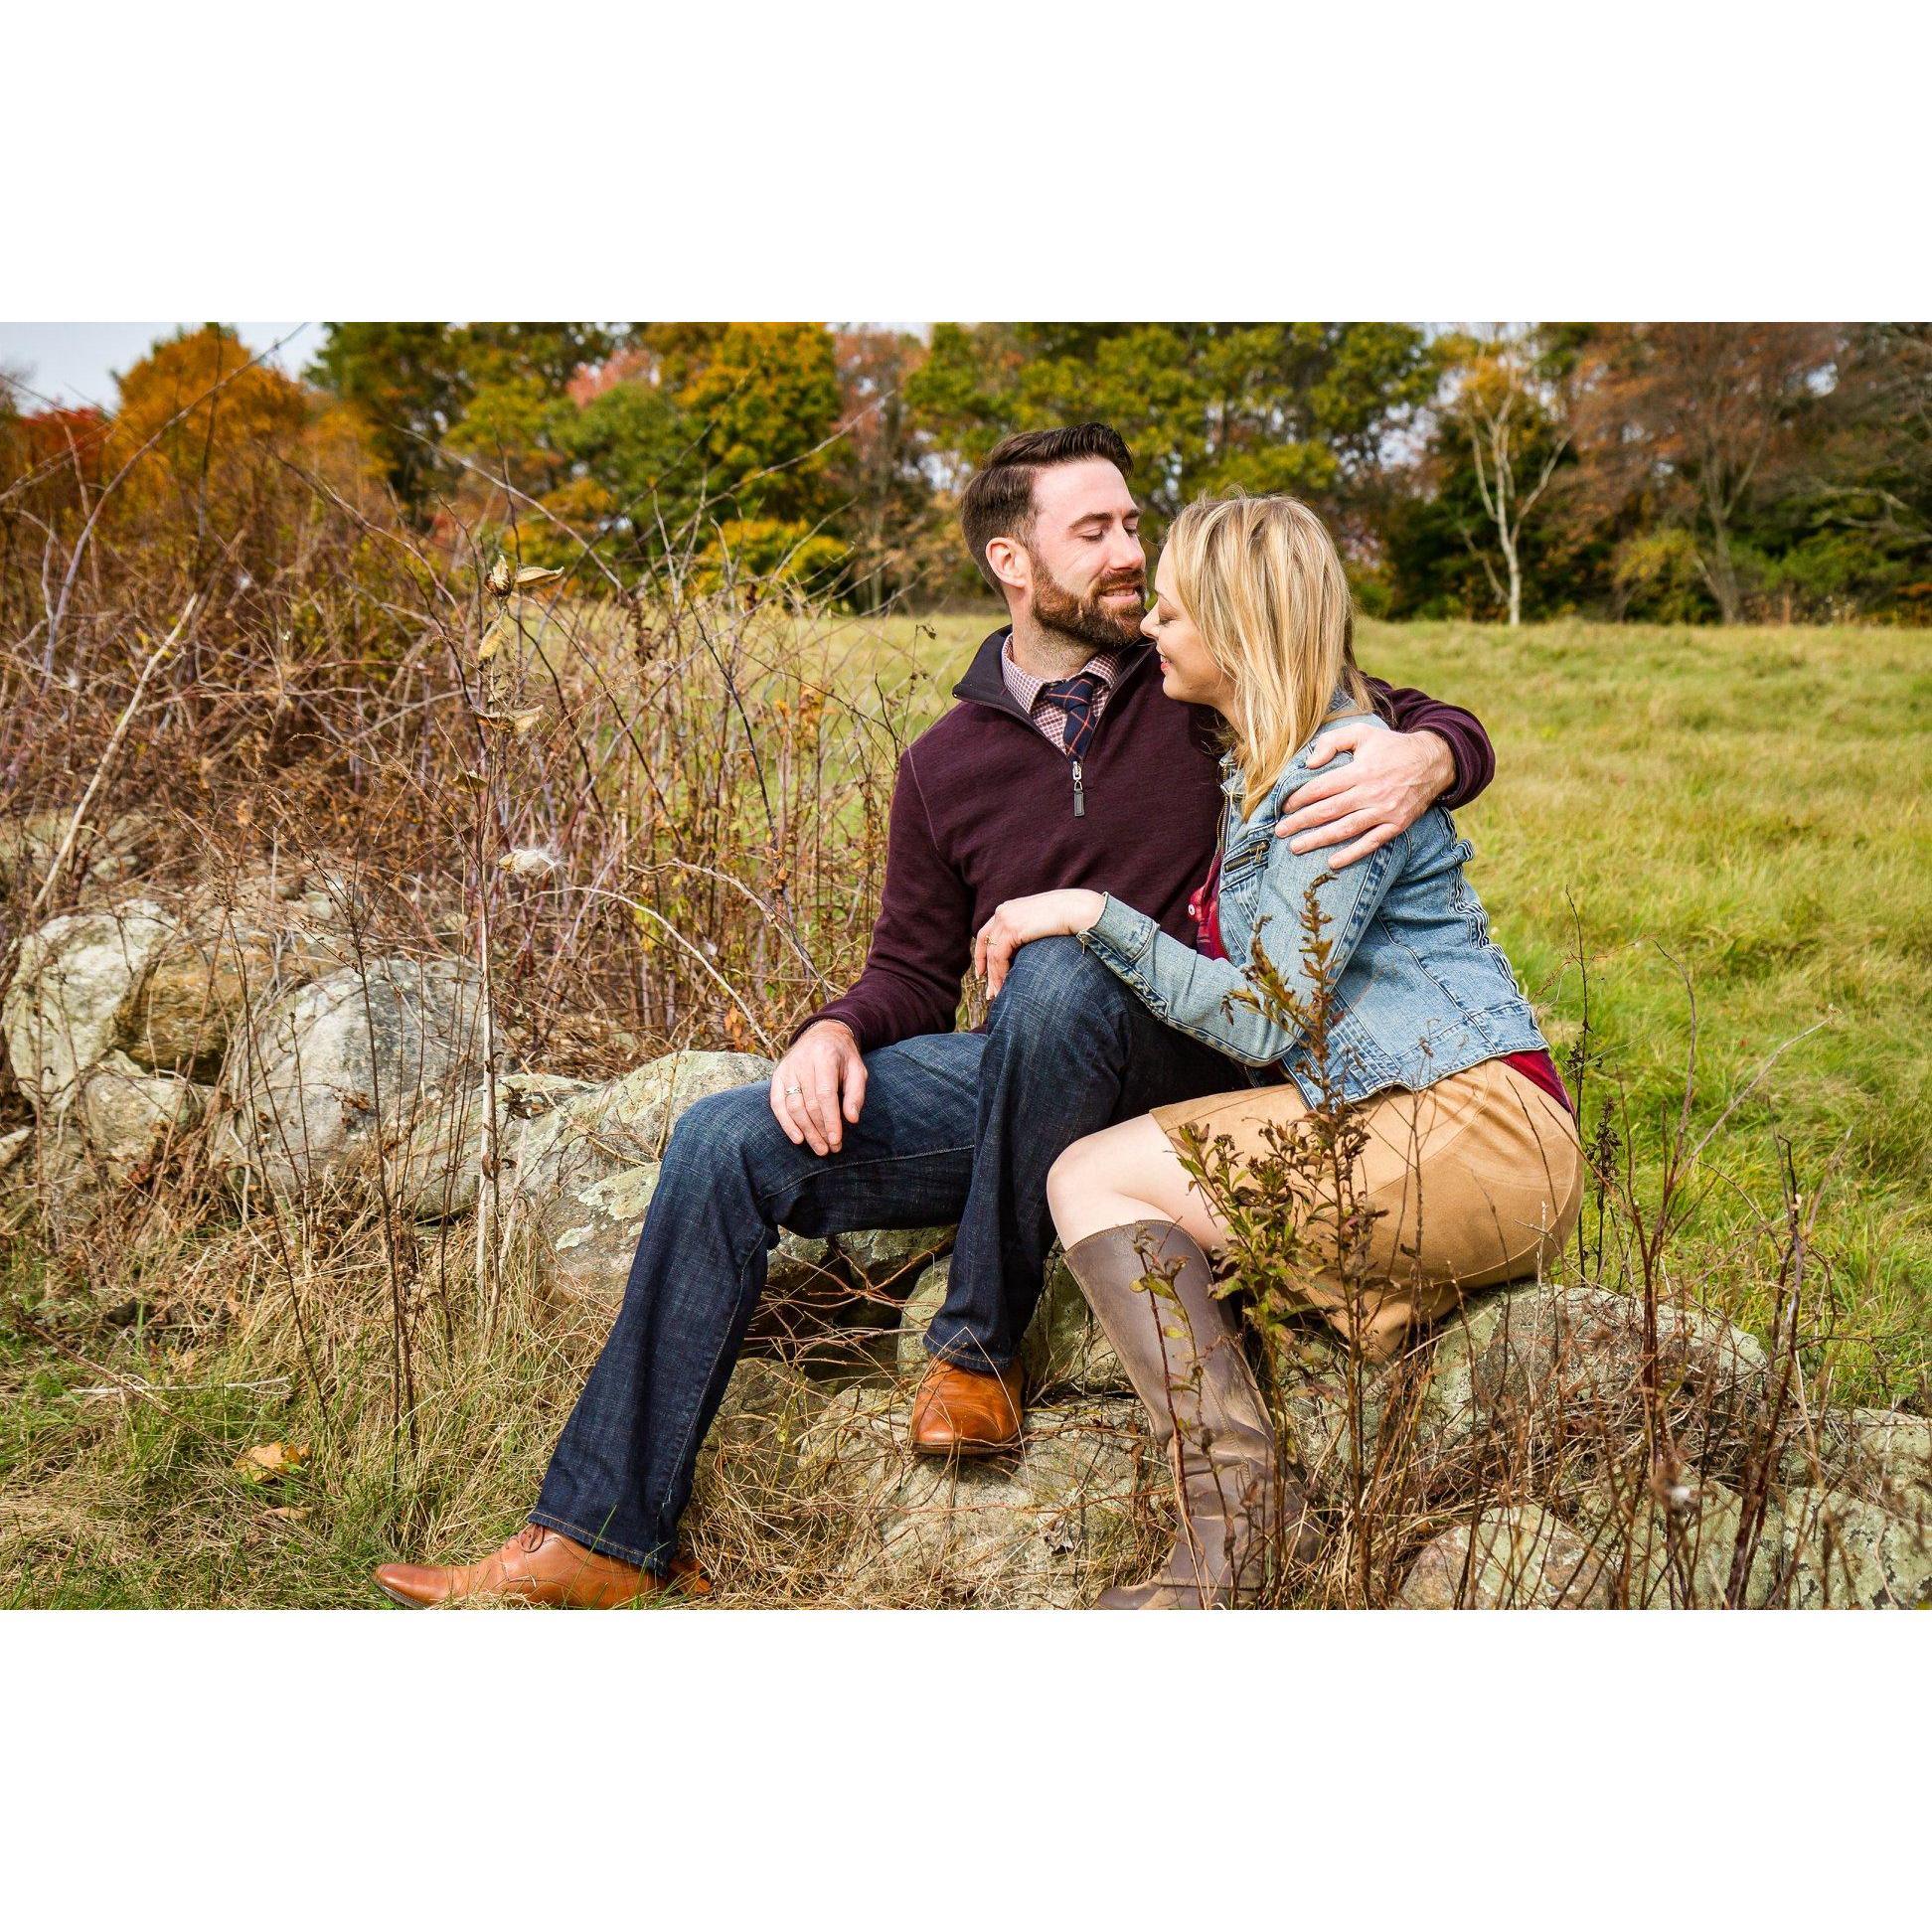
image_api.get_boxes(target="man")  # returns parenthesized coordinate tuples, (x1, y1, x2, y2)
(374, 423, 1494, 1608)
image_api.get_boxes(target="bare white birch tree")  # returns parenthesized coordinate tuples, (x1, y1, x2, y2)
(1451, 326, 1571, 626)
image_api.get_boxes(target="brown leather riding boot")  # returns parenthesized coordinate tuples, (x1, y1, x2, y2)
(373, 1524, 710, 1609)
(908, 1358, 1026, 1456)
(1061, 1219, 1321, 1608)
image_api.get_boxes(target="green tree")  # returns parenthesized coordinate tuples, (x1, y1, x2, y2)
(517, 324, 851, 591)
(306, 323, 468, 512)
(676, 322, 844, 526)
(905, 322, 1435, 547)
(1778, 323, 1932, 618)
(308, 322, 621, 517)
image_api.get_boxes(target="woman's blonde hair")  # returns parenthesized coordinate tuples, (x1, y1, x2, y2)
(1163, 493, 1369, 816)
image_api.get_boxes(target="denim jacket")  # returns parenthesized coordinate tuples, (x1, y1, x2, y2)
(1079, 702, 1548, 1105)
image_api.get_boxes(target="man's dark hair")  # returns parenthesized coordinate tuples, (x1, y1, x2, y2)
(959, 423, 1134, 592)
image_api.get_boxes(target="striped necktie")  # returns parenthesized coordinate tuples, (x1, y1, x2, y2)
(1040, 671, 1102, 759)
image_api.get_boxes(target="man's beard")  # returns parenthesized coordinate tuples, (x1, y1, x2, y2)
(1028, 550, 1147, 652)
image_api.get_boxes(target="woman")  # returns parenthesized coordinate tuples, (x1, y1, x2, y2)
(974, 495, 1581, 1608)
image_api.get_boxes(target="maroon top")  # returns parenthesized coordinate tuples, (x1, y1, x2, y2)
(797, 628, 1497, 1054)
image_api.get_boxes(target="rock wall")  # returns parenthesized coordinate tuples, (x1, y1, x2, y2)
(4, 891, 1925, 1610)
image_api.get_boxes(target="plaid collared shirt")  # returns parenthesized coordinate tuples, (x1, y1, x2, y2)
(1000, 634, 1131, 754)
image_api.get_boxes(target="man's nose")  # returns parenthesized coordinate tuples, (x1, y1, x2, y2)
(1106, 526, 1145, 578)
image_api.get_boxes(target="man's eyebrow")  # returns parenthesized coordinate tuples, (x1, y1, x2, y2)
(1070, 510, 1125, 529)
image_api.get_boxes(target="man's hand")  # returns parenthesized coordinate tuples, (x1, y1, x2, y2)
(975, 888, 1106, 1000)
(1276, 726, 1455, 869)
(770, 1020, 866, 1156)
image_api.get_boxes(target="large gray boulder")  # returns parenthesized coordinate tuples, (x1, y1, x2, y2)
(120, 910, 345, 1083)
(0, 807, 152, 896)
(1777, 1486, 1932, 1610)
(1, 883, 346, 1128)
(212, 957, 489, 1206)
(1253, 1326, 1400, 1507)
(395, 1070, 589, 1222)
(516, 1048, 771, 1179)
(1396, 1505, 1609, 1609)
(74, 1048, 212, 1183)
(2, 900, 173, 1113)
(798, 1384, 1145, 1607)
(689, 1358, 824, 1523)
(836, 1225, 955, 1306)
(1416, 1280, 1769, 1474)
(501, 1050, 837, 1307)
(1567, 1474, 1786, 1609)
(1778, 1407, 1932, 1513)
(516, 1156, 668, 1305)
(894, 1249, 1128, 1396)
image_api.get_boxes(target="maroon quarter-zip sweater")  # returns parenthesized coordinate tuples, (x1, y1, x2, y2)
(799, 627, 1495, 1053)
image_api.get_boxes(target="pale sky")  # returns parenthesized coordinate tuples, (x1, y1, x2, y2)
(0, 321, 928, 413)
(0, 322, 316, 411)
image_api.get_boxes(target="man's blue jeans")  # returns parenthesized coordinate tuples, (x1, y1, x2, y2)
(531, 936, 1237, 1575)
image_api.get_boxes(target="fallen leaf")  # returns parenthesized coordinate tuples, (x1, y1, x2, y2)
(265, 1506, 310, 1522)
(236, 1441, 311, 1481)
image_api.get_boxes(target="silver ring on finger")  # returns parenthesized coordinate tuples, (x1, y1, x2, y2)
(784, 1083, 803, 1098)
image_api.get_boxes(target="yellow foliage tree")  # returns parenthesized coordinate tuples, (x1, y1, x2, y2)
(107, 324, 381, 547)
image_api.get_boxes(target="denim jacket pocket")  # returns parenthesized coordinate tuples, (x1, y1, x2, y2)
(1216, 827, 1274, 921)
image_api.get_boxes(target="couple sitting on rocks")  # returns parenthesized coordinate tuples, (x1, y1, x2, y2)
(377, 422, 1582, 1611)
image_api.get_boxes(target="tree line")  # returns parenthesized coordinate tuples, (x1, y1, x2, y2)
(7, 321, 1929, 624)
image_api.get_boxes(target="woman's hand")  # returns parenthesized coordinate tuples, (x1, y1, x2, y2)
(975, 889, 1106, 999)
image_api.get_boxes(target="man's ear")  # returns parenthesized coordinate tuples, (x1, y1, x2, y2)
(984, 535, 1030, 601)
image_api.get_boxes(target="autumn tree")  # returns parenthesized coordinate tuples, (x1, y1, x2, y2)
(283, 318, 1927, 619)
(676, 323, 843, 523)
(830, 327, 937, 609)
(106, 324, 379, 583)
(0, 402, 111, 522)
(1570, 323, 1841, 622)
(1793, 323, 1932, 613)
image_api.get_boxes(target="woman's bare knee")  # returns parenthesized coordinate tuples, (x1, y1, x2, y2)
(1046, 1132, 1110, 1225)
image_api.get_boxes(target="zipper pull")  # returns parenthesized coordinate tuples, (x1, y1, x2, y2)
(1071, 757, 1085, 818)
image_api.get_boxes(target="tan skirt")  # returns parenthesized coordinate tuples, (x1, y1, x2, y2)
(1151, 1055, 1583, 1361)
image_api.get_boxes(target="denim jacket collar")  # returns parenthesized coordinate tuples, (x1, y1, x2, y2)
(1216, 689, 1359, 805)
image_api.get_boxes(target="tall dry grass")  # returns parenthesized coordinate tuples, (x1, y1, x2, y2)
(0, 408, 949, 1603)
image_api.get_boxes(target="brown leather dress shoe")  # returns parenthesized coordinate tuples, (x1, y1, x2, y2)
(372, 1524, 710, 1609)
(908, 1359, 1025, 1456)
